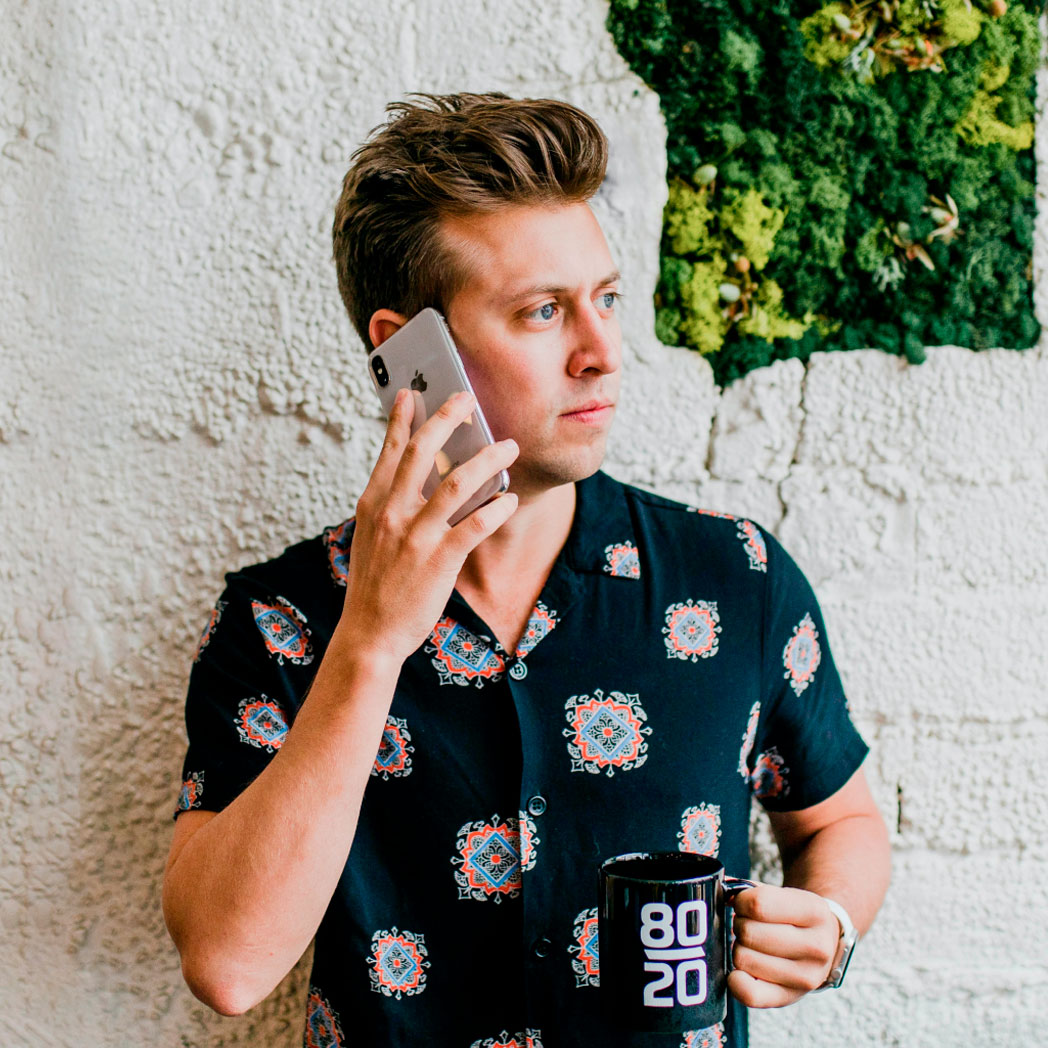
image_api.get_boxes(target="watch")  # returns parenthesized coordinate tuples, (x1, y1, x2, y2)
(812, 898, 858, 991)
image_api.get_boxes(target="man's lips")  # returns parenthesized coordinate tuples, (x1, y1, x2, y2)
(561, 401, 615, 422)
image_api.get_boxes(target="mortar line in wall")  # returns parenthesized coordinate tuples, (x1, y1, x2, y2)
(776, 358, 810, 532)
(704, 389, 720, 479)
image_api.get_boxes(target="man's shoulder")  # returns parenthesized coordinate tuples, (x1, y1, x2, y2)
(606, 472, 759, 530)
(590, 471, 778, 578)
(222, 517, 356, 594)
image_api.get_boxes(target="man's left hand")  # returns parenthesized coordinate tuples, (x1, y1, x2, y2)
(727, 884, 839, 1008)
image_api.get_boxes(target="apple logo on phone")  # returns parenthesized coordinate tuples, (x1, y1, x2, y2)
(411, 370, 427, 393)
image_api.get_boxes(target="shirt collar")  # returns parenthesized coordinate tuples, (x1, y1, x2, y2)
(443, 469, 639, 649)
(557, 468, 638, 578)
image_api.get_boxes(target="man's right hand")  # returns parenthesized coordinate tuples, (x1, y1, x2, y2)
(336, 387, 519, 664)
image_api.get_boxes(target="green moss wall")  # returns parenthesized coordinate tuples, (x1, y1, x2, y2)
(607, 0, 1042, 385)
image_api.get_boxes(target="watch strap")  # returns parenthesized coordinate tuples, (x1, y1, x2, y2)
(812, 897, 858, 991)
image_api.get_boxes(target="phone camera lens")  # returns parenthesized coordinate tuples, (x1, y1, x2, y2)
(371, 355, 389, 388)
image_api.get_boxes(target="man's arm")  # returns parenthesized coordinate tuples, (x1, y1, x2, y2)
(163, 647, 400, 1015)
(728, 766, 891, 1008)
(162, 389, 519, 1015)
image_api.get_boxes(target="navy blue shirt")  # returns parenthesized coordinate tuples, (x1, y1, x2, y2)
(177, 469, 868, 1048)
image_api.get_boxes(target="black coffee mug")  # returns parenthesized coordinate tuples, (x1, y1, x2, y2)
(599, 851, 755, 1033)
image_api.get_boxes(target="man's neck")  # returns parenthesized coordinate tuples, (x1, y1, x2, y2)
(457, 480, 576, 602)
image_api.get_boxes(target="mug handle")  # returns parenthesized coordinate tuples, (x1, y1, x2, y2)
(724, 877, 757, 973)
(724, 876, 757, 900)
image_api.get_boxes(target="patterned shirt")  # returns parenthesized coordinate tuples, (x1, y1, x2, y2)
(177, 469, 868, 1048)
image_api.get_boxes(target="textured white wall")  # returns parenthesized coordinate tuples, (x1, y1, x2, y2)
(1, 1, 1046, 1044)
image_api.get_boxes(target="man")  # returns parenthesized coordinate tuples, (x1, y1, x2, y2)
(163, 93, 890, 1048)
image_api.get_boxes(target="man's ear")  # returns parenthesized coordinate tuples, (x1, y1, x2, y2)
(369, 309, 409, 348)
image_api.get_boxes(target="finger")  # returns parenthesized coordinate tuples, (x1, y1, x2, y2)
(727, 969, 805, 1010)
(732, 915, 830, 963)
(390, 391, 477, 498)
(410, 389, 428, 427)
(729, 885, 829, 928)
(419, 438, 519, 525)
(369, 388, 415, 488)
(732, 942, 827, 993)
(445, 490, 519, 556)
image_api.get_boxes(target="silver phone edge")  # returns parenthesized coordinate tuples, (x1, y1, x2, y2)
(366, 311, 510, 526)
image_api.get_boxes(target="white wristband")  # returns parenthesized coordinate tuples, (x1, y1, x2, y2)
(812, 897, 858, 991)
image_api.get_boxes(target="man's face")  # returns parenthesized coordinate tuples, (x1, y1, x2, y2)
(440, 201, 622, 497)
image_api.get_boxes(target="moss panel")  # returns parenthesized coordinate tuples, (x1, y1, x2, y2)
(607, 0, 1041, 385)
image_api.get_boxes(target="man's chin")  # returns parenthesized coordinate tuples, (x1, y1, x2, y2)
(513, 445, 607, 493)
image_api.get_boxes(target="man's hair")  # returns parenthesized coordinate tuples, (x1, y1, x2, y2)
(332, 92, 609, 349)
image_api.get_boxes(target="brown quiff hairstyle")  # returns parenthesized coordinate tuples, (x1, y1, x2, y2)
(332, 92, 609, 349)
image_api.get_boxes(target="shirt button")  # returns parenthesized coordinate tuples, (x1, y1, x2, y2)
(509, 660, 528, 680)
(532, 936, 553, 959)
(527, 795, 547, 817)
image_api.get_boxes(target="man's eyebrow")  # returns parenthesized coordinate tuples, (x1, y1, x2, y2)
(498, 270, 622, 306)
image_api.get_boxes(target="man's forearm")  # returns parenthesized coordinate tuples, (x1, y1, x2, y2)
(162, 638, 401, 1015)
(779, 811, 891, 936)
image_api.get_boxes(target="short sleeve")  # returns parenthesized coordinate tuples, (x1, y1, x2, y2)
(745, 530, 869, 812)
(173, 571, 315, 819)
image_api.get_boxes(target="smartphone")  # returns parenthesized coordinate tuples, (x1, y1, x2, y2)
(367, 308, 510, 525)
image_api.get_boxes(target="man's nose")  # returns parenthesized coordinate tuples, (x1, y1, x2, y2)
(567, 302, 621, 377)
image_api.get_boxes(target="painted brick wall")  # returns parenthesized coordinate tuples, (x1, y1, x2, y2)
(1, 1, 1045, 1044)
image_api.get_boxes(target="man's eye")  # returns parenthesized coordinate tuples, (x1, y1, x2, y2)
(528, 303, 556, 321)
(600, 292, 619, 310)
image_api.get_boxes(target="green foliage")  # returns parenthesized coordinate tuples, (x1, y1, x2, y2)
(720, 188, 785, 271)
(800, 4, 855, 70)
(737, 280, 811, 341)
(665, 179, 718, 255)
(680, 258, 730, 355)
(721, 28, 764, 89)
(659, 178, 811, 355)
(955, 87, 1034, 149)
(940, 0, 983, 46)
(956, 50, 1035, 149)
(854, 220, 891, 273)
(607, 0, 1041, 384)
